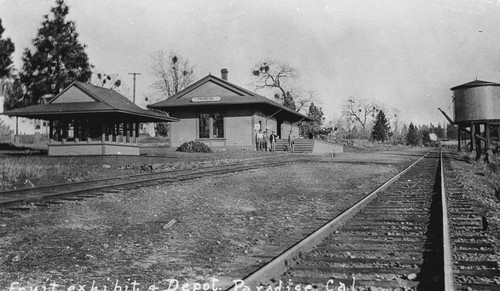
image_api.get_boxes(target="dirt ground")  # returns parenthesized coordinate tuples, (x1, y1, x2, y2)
(0, 148, 429, 291)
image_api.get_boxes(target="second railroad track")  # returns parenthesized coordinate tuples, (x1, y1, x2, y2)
(227, 150, 500, 291)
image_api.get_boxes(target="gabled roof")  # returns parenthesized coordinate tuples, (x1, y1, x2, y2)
(148, 74, 311, 121)
(450, 80, 500, 91)
(3, 82, 178, 122)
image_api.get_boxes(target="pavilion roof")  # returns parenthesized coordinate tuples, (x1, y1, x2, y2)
(2, 82, 178, 122)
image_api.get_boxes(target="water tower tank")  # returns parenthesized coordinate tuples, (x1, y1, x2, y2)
(450, 80, 500, 123)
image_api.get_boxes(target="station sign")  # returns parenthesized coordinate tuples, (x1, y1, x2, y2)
(191, 96, 221, 102)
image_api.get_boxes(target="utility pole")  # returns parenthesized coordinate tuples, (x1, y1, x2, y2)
(128, 72, 141, 103)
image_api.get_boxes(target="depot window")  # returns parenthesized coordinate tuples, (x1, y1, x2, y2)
(198, 113, 224, 139)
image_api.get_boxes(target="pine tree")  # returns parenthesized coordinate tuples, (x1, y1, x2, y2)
(371, 110, 390, 142)
(300, 102, 325, 138)
(435, 123, 445, 139)
(0, 19, 15, 78)
(406, 123, 421, 146)
(420, 124, 431, 145)
(19, 0, 91, 107)
(2, 78, 25, 111)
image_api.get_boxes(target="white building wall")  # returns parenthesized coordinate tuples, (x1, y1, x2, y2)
(0, 96, 48, 135)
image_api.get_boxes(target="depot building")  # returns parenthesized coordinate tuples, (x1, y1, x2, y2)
(148, 69, 311, 149)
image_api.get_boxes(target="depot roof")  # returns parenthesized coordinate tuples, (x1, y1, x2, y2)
(148, 74, 311, 122)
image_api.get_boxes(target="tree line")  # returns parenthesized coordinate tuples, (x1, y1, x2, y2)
(0, 0, 327, 137)
(0, 0, 456, 144)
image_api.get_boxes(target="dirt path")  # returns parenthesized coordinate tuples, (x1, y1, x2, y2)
(0, 150, 426, 290)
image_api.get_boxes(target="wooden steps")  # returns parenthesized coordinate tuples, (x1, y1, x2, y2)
(274, 139, 315, 153)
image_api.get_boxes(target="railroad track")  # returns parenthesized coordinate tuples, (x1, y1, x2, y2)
(227, 150, 500, 291)
(443, 154, 500, 291)
(0, 156, 305, 210)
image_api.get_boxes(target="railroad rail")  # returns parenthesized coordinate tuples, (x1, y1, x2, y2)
(227, 150, 500, 291)
(443, 154, 500, 291)
(0, 156, 305, 210)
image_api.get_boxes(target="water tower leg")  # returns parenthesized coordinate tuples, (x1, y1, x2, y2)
(486, 123, 491, 149)
(485, 123, 492, 163)
(498, 124, 500, 151)
(471, 122, 475, 152)
(457, 124, 462, 151)
(475, 123, 481, 160)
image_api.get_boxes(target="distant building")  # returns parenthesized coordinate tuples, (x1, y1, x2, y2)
(148, 69, 311, 149)
(0, 96, 49, 135)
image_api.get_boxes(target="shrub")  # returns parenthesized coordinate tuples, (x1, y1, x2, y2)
(176, 141, 212, 153)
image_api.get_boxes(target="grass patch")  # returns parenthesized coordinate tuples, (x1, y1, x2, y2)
(0, 157, 69, 190)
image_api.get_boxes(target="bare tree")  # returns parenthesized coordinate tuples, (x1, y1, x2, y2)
(91, 72, 121, 90)
(341, 97, 381, 130)
(252, 61, 297, 97)
(296, 90, 316, 113)
(251, 60, 314, 112)
(150, 50, 194, 101)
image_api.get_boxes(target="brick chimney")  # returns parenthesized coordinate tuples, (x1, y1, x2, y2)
(221, 68, 228, 81)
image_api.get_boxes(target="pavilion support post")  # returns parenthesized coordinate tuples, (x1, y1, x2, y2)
(118, 122, 121, 143)
(114, 123, 118, 142)
(119, 122, 124, 143)
(57, 122, 62, 142)
(107, 123, 112, 143)
(130, 123, 135, 143)
(84, 119, 89, 141)
(122, 123, 126, 143)
(135, 122, 139, 144)
(74, 119, 79, 142)
(62, 120, 68, 143)
(129, 122, 133, 144)
(123, 122, 128, 143)
(107, 122, 111, 142)
(124, 122, 130, 143)
(49, 120, 54, 142)
(101, 123, 106, 143)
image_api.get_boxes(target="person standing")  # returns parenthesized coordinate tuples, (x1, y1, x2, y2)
(269, 131, 277, 152)
(263, 130, 269, 151)
(256, 129, 264, 151)
(288, 131, 295, 153)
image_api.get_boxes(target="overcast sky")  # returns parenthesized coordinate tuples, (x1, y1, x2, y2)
(2, 0, 500, 125)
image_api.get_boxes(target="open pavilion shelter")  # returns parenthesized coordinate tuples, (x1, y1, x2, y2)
(3, 81, 178, 156)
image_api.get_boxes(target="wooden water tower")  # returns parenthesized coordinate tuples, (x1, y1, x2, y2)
(439, 80, 500, 157)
